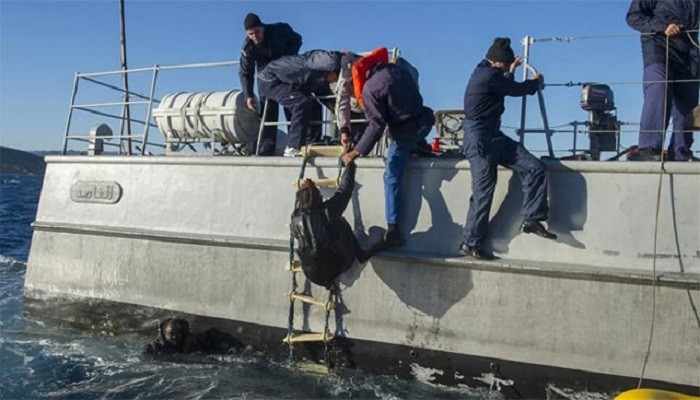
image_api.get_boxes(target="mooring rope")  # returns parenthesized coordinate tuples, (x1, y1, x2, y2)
(637, 32, 672, 389)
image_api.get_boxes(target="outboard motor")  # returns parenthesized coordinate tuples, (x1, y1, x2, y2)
(581, 84, 619, 160)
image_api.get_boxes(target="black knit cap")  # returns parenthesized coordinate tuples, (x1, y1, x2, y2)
(244, 13, 263, 30)
(486, 37, 515, 63)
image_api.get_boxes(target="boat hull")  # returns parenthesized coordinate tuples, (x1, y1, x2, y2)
(25, 156, 700, 395)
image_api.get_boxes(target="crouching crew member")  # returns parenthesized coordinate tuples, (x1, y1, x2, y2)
(341, 49, 434, 248)
(145, 318, 244, 355)
(258, 50, 341, 156)
(291, 161, 383, 288)
(239, 13, 302, 155)
(460, 37, 557, 260)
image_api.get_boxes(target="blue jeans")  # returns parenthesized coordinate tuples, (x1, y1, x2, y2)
(384, 116, 432, 225)
(462, 125, 549, 247)
(639, 63, 698, 161)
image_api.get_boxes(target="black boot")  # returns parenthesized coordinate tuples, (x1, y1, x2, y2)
(383, 225, 404, 248)
(357, 238, 386, 264)
(458, 243, 495, 260)
(521, 221, 557, 240)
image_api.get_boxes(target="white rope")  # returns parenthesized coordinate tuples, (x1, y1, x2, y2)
(637, 33, 671, 390)
(687, 31, 700, 49)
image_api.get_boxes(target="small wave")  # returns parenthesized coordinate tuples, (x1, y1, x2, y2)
(0, 255, 26, 269)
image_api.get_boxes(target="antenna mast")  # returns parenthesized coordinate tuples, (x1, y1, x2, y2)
(118, 0, 132, 154)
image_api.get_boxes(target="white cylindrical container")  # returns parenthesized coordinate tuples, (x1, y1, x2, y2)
(153, 90, 260, 144)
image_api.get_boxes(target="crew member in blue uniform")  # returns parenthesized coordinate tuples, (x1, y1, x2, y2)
(341, 61, 434, 248)
(626, 0, 699, 161)
(257, 50, 341, 156)
(459, 37, 557, 260)
(239, 13, 302, 155)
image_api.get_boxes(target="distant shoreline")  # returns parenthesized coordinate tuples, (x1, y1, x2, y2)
(0, 147, 46, 175)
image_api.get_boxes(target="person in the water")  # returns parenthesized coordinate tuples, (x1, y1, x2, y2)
(145, 317, 244, 355)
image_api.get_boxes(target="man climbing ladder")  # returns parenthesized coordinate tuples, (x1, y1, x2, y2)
(284, 144, 384, 367)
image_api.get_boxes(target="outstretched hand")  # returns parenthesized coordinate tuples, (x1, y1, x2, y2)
(342, 150, 360, 166)
(509, 56, 523, 74)
(533, 73, 545, 89)
(340, 132, 353, 152)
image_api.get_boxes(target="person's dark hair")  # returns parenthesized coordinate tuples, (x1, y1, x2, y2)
(296, 179, 322, 210)
(244, 13, 263, 30)
(159, 318, 190, 349)
(486, 37, 515, 64)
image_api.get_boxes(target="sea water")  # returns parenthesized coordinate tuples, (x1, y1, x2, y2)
(0, 174, 506, 399)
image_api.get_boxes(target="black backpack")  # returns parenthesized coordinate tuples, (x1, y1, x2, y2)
(290, 208, 337, 287)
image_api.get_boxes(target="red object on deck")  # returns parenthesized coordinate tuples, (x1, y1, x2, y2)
(431, 137, 441, 152)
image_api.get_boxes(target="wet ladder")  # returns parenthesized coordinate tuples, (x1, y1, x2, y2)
(284, 144, 346, 370)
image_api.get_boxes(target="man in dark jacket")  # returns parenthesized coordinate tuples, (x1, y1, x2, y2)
(291, 162, 381, 288)
(341, 62, 434, 248)
(626, 0, 699, 161)
(145, 318, 244, 355)
(334, 53, 421, 147)
(258, 50, 341, 156)
(239, 13, 302, 155)
(459, 38, 557, 260)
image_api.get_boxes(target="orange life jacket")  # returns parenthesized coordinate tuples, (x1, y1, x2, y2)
(352, 47, 389, 110)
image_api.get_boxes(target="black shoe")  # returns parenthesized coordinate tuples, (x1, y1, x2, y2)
(458, 243, 495, 260)
(521, 221, 557, 240)
(383, 228, 404, 248)
(357, 238, 386, 263)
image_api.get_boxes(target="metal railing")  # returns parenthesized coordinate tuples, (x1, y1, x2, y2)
(514, 29, 699, 159)
(61, 60, 239, 156)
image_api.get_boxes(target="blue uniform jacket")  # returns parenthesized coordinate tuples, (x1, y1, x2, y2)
(462, 60, 540, 142)
(238, 23, 302, 99)
(257, 50, 341, 93)
(626, 0, 699, 77)
(355, 63, 432, 156)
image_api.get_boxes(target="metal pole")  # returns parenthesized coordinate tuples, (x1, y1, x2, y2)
(118, 0, 132, 155)
(141, 66, 159, 155)
(61, 73, 80, 155)
(518, 36, 531, 145)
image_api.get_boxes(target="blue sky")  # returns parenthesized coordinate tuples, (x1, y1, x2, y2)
(0, 0, 664, 155)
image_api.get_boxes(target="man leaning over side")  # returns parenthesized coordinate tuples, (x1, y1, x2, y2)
(341, 57, 434, 248)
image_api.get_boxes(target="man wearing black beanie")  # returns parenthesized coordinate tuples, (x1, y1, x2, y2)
(239, 13, 302, 155)
(459, 37, 557, 260)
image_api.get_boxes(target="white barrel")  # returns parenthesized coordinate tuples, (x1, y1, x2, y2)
(152, 90, 260, 144)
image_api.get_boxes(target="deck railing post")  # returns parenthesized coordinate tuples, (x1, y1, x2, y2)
(62, 73, 80, 155)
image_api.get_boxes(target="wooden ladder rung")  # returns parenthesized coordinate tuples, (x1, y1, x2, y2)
(285, 260, 303, 272)
(289, 292, 334, 310)
(294, 178, 340, 188)
(283, 331, 334, 344)
(301, 145, 345, 158)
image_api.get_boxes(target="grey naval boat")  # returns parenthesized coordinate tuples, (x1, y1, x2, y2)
(24, 38, 699, 398)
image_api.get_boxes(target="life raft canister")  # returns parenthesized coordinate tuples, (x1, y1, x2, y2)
(352, 47, 389, 110)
